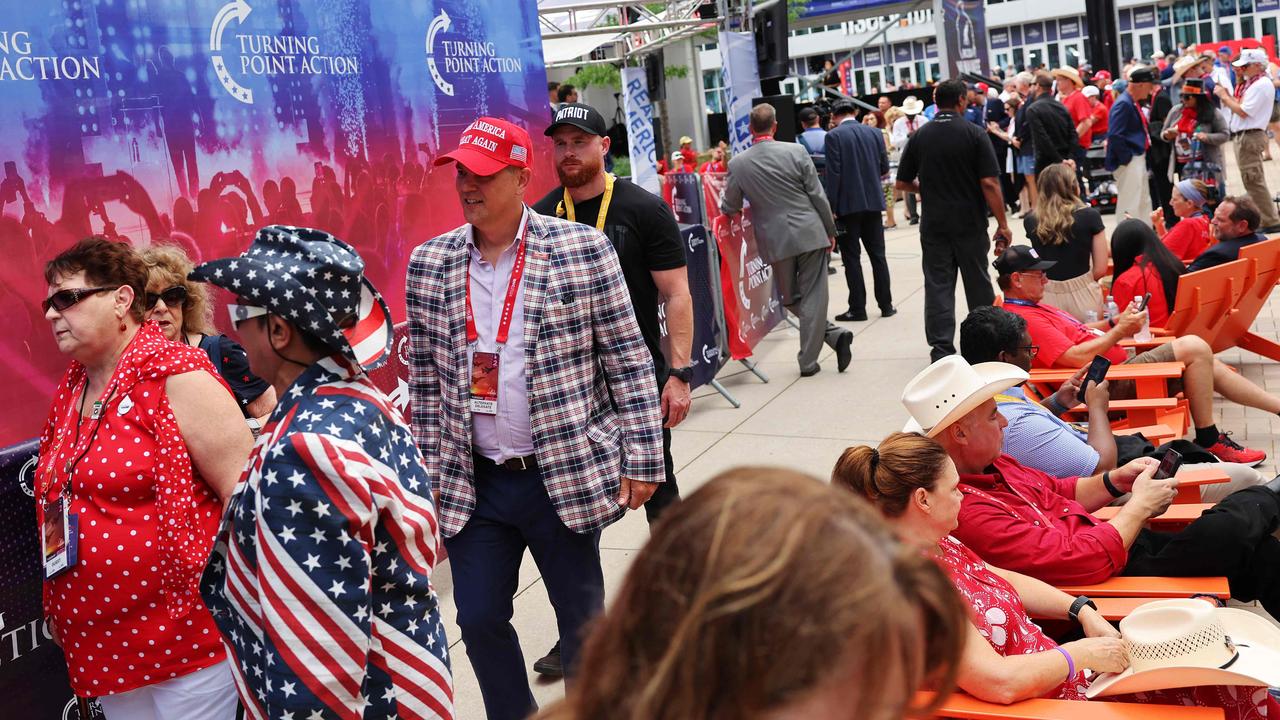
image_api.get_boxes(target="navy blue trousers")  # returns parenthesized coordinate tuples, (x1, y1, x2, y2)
(444, 459, 604, 720)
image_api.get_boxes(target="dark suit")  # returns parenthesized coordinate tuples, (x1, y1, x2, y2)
(1025, 96, 1079, 176)
(824, 118, 893, 314)
(1187, 232, 1264, 272)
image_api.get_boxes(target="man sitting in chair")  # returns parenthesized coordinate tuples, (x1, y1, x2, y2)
(901, 355, 1280, 619)
(997, 244, 1279, 465)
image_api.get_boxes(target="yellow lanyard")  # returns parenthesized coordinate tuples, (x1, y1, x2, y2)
(559, 173, 615, 231)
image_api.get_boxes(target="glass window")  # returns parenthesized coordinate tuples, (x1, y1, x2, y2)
(1121, 33, 1135, 62)
(1220, 23, 1236, 39)
(1175, 24, 1198, 46)
(1158, 6, 1171, 25)
(1065, 43, 1081, 68)
(1242, 16, 1255, 37)
(930, 62, 940, 83)
(1200, 21, 1214, 42)
(703, 70, 725, 114)
(868, 70, 882, 92)
(1173, 0, 1197, 24)
(1240, 0, 1253, 12)
(1048, 42, 1061, 68)
(1013, 48, 1025, 70)
(1160, 28, 1173, 53)
(1263, 18, 1279, 55)
(1218, 0, 1236, 16)
(1199, 0, 1212, 20)
(1139, 33, 1155, 60)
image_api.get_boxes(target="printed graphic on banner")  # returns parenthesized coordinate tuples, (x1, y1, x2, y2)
(934, 0, 990, 78)
(0, 0, 553, 716)
(658, 224, 722, 389)
(718, 31, 762, 157)
(663, 172, 705, 225)
(621, 66, 660, 195)
(702, 173, 783, 359)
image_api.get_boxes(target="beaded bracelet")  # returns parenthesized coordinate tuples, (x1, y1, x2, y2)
(1054, 646, 1076, 684)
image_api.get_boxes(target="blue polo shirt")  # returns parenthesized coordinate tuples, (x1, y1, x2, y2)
(997, 385, 1100, 478)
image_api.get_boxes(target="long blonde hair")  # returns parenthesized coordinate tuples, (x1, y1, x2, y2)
(1031, 163, 1085, 246)
(139, 243, 215, 336)
(537, 467, 968, 720)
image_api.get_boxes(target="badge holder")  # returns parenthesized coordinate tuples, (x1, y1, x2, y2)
(470, 351, 500, 415)
(42, 496, 78, 580)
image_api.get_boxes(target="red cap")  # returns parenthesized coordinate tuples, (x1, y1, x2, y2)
(976, 82, 989, 93)
(1093, 69, 1112, 81)
(434, 117, 531, 176)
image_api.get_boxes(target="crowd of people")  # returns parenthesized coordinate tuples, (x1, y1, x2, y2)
(24, 45, 1280, 720)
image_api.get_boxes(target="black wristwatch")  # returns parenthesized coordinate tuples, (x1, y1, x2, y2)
(668, 366, 693, 384)
(1068, 595, 1098, 622)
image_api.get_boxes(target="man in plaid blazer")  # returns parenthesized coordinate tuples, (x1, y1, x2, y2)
(405, 117, 664, 720)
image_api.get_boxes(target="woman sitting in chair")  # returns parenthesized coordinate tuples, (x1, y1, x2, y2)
(1152, 179, 1214, 263)
(834, 431, 1278, 718)
(1110, 218, 1187, 327)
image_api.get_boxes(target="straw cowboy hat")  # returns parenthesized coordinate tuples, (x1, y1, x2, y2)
(1051, 66, 1084, 88)
(1087, 599, 1280, 698)
(901, 356, 1028, 437)
(1171, 53, 1203, 80)
(900, 96, 925, 115)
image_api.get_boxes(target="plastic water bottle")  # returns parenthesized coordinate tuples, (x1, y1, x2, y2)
(1135, 317, 1153, 342)
(1104, 295, 1120, 322)
(1085, 310, 1098, 323)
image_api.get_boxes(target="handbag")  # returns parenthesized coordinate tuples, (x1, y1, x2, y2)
(1181, 137, 1225, 202)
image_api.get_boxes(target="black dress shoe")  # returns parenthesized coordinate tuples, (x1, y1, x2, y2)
(835, 311, 868, 322)
(881, 306, 898, 318)
(908, 217, 920, 225)
(800, 365, 822, 377)
(836, 331, 853, 372)
(827, 265, 837, 275)
(534, 641, 564, 677)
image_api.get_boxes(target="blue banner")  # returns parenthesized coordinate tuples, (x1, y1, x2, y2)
(621, 66, 660, 195)
(801, 0, 912, 17)
(719, 31, 761, 157)
(660, 224, 722, 390)
(936, 0, 990, 78)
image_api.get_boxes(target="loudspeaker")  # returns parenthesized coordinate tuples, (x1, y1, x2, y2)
(645, 53, 666, 103)
(1084, 0, 1120, 77)
(696, 1, 716, 20)
(754, 94, 796, 143)
(754, 2, 789, 81)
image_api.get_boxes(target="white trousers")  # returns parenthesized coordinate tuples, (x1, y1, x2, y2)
(1113, 154, 1152, 225)
(96, 660, 239, 720)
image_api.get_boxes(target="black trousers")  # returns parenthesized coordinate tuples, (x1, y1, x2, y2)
(644, 426, 679, 524)
(1123, 486, 1280, 619)
(836, 211, 893, 314)
(920, 230, 995, 362)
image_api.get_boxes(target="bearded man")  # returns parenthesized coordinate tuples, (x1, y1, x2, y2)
(528, 102, 693, 676)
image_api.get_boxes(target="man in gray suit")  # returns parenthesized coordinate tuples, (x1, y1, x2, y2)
(721, 103, 854, 377)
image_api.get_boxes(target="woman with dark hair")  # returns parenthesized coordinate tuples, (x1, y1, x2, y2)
(1151, 178, 1213, 262)
(537, 467, 969, 720)
(1110, 217, 1187, 327)
(1024, 163, 1108, 321)
(36, 237, 251, 718)
(833, 432, 1276, 718)
(1159, 78, 1227, 200)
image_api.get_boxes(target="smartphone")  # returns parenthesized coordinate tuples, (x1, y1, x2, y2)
(1136, 292, 1152, 312)
(1077, 355, 1112, 404)
(1154, 448, 1183, 480)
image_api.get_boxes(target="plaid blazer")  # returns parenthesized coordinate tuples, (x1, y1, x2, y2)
(405, 209, 664, 537)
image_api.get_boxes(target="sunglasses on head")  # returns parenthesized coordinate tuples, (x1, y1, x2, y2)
(145, 285, 188, 309)
(42, 286, 113, 313)
(227, 303, 269, 328)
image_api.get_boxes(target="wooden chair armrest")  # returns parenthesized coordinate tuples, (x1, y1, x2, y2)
(919, 691, 1225, 718)
(1055, 575, 1229, 598)
(1093, 503, 1211, 526)
(1061, 398, 1180, 414)
(1029, 362, 1185, 384)
(1119, 336, 1176, 350)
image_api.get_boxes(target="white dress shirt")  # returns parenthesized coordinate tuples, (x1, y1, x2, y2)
(1229, 74, 1275, 133)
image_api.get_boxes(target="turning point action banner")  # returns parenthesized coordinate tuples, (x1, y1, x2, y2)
(0, 1, 553, 716)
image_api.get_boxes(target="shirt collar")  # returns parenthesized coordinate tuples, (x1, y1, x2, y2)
(466, 205, 530, 256)
(839, 117, 859, 125)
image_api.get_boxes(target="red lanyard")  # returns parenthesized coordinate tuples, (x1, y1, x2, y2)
(465, 216, 529, 346)
(752, 134, 774, 143)
(1137, 102, 1151, 150)
(1235, 72, 1262, 101)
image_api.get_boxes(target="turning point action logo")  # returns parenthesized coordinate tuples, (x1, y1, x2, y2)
(209, 0, 361, 105)
(424, 9, 524, 97)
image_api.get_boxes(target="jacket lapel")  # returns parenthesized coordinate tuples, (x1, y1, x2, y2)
(441, 233, 472, 402)
(522, 211, 552, 353)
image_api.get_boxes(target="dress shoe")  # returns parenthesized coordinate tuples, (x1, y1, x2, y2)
(1265, 473, 1280, 495)
(534, 641, 564, 677)
(835, 311, 868, 322)
(827, 265, 837, 275)
(908, 217, 920, 225)
(881, 306, 898, 318)
(800, 365, 822, 377)
(836, 331, 853, 372)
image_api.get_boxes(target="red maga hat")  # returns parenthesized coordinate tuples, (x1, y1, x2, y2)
(434, 117, 531, 176)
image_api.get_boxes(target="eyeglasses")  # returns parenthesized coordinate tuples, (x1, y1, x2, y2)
(145, 285, 188, 309)
(1019, 344, 1040, 357)
(227, 303, 268, 328)
(42, 286, 113, 313)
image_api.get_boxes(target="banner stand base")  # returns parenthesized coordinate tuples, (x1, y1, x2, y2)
(707, 379, 742, 408)
(739, 358, 769, 383)
(783, 314, 800, 331)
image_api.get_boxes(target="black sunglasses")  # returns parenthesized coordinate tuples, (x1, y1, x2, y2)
(145, 285, 188, 309)
(42, 286, 113, 313)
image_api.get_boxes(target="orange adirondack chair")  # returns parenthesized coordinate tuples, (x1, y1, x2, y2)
(922, 691, 1225, 719)
(1221, 238, 1280, 358)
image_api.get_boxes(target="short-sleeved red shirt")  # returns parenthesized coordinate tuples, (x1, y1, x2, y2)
(1004, 299, 1127, 368)
(1112, 259, 1172, 327)
(1161, 213, 1211, 263)
(1062, 91, 1094, 147)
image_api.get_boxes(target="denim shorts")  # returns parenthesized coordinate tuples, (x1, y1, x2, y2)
(1016, 154, 1036, 176)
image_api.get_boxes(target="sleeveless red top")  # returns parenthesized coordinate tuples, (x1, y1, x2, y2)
(36, 322, 230, 696)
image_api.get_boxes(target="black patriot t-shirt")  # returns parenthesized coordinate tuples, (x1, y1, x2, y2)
(532, 178, 686, 378)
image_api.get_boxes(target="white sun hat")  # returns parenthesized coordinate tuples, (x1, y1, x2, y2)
(1087, 598, 1280, 698)
(901, 356, 1028, 437)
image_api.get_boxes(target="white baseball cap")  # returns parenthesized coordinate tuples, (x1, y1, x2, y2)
(1233, 47, 1268, 67)
(1082, 85, 1101, 98)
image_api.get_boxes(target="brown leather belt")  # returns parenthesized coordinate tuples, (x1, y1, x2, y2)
(473, 452, 538, 472)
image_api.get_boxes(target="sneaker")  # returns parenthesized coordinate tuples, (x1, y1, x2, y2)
(1205, 432, 1267, 466)
(533, 641, 563, 677)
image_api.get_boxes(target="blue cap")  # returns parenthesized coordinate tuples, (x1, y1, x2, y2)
(1219, 45, 1232, 54)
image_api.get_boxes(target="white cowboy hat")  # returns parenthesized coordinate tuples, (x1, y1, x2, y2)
(901, 356, 1027, 437)
(900, 96, 925, 115)
(1051, 66, 1084, 87)
(1087, 599, 1280, 698)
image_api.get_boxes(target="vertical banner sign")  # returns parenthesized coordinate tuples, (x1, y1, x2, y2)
(621, 66, 660, 195)
(718, 31, 762, 156)
(658, 224, 722, 389)
(663, 172, 705, 225)
(935, 0, 990, 78)
(0, 0, 555, 716)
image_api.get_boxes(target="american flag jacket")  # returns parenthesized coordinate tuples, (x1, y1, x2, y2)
(201, 356, 453, 720)
(405, 208, 665, 537)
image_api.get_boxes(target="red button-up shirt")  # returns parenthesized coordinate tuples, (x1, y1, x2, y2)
(953, 455, 1129, 585)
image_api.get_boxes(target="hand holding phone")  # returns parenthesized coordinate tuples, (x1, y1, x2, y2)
(1077, 355, 1112, 405)
(1136, 292, 1152, 312)
(1153, 448, 1183, 480)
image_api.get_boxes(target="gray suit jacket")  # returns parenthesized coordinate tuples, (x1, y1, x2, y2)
(720, 139, 836, 264)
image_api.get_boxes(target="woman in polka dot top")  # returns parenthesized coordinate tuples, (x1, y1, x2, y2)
(36, 238, 254, 719)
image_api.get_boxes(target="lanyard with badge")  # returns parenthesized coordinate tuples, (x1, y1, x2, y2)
(556, 173, 615, 231)
(466, 218, 530, 415)
(38, 377, 118, 579)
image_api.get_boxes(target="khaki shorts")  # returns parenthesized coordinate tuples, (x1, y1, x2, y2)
(1111, 342, 1180, 399)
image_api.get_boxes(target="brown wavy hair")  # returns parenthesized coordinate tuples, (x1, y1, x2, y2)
(537, 467, 968, 720)
(140, 243, 215, 336)
(44, 236, 148, 320)
(833, 432, 953, 517)
(1030, 163, 1085, 246)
